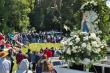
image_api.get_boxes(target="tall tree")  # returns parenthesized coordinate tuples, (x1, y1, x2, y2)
(29, 0, 62, 31)
(60, 0, 83, 31)
(0, 0, 35, 33)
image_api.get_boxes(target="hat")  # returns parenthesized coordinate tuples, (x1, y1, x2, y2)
(0, 51, 9, 58)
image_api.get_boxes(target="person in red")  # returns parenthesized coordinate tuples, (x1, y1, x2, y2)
(5, 42, 12, 49)
(44, 48, 52, 58)
(47, 50, 53, 58)
(43, 48, 48, 55)
(0, 33, 5, 51)
(16, 50, 25, 66)
(0, 33, 4, 41)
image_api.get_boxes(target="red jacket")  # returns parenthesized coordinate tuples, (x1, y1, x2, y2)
(47, 50, 53, 58)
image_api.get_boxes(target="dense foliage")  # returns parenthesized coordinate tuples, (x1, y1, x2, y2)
(0, 0, 35, 33)
(0, 0, 110, 37)
(30, 0, 110, 36)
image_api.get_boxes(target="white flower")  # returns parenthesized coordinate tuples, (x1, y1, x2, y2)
(101, 45, 104, 48)
(75, 46, 78, 49)
(83, 36, 89, 41)
(94, 2, 97, 5)
(91, 0, 95, 3)
(83, 58, 91, 65)
(73, 35, 77, 38)
(61, 41, 65, 45)
(97, 19, 100, 22)
(66, 48, 71, 55)
(97, 48, 101, 52)
(75, 37, 80, 43)
(93, 48, 101, 53)
(90, 1, 97, 6)
(61, 37, 68, 45)
(80, 4, 85, 10)
(81, 32, 88, 36)
(96, 37, 100, 42)
(98, 31, 102, 34)
(81, 43, 87, 48)
(72, 48, 77, 53)
(102, 40, 107, 46)
(96, 44, 100, 48)
(91, 41, 97, 47)
(66, 38, 71, 42)
(89, 33, 96, 39)
(68, 41, 73, 45)
(87, 43, 92, 51)
(62, 37, 73, 45)
(61, 40, 68, 45)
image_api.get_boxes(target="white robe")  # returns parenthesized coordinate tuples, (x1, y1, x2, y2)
(16, 59, 32, 73)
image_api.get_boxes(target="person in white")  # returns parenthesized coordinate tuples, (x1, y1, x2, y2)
(0, 51, 11, 73)
(16, 59, 32, 73)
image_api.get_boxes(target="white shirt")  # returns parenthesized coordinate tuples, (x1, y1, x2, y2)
(16, 59, 32, 73)
(0, 58, 11, 73)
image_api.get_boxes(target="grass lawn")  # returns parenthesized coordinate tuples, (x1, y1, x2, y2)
(22, 43, 62, 53)
(13, 43, 62, 72)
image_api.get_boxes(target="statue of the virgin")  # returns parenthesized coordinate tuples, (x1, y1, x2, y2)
(81, 11, 98, 33)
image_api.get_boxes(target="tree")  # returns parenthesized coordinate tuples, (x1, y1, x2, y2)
(0, 0, 35, 33)
(60, 0, 83, 31)
(60, 0, 110, 39)
(96, 0, 110, 39)
(29, 0, 62, 31)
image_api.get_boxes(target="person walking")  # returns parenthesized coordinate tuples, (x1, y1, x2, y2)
(26, 49, 32, 70)
(8, 49, 14, 73)
(16, 50, 25, 66)
(31, 51, 37, 72)
(16, 58, 32, 73)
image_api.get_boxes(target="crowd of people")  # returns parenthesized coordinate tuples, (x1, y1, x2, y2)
(0, 32, 63, 73)
(0, 46, 62, 73)
(7, 31, 63, 44)
(15, 47, 62, 73)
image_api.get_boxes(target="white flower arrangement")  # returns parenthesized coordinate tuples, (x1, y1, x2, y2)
(61, 31, 107, 65)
